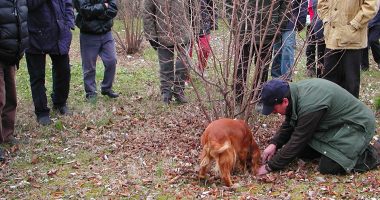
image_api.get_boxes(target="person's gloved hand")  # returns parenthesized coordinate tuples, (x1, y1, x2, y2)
(149, 38, 160, 50)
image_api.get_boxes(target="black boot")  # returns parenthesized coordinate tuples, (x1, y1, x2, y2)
(173, 92, 188, 104)
(0, 147, 5, 162)
(161, 91, 172, 105)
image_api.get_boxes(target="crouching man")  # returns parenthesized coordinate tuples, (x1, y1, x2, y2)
(257, 78, 380, 175)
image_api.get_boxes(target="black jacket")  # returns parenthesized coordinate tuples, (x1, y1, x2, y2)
(0, 0, 29, 66)
(73, 0, 118, 34)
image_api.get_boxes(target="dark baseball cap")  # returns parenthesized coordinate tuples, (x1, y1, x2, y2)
(260, 79, 289, 115)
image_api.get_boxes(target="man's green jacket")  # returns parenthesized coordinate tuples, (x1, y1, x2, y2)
(288, 78, 375, 172)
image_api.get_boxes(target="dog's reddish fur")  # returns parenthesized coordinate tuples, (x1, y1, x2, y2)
(199, 118, 261, 187)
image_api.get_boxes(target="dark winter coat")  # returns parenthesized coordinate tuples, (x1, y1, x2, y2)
(310, 0, 323, 40)
(73, 0, 118, 35)
(197, 0, 218, 36)
(143, 0, 192, 47)
(0, 0, 29, 66)
(225, 0, 291, 44)
(283, 0, 307, 32)
(26, 0, 74, 55)
(369, 9, 380, 28)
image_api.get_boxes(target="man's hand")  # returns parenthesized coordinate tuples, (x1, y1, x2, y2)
(261, 144, 276, 163)
(257, 165, 269, 176)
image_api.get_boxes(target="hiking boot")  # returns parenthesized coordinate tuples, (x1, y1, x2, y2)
(53, 105, 70, 115)
(101, 90, 119, 98)
(162, 93, 172, 105)
(174, 93, 188, 104)
(37, 115, 52, 126)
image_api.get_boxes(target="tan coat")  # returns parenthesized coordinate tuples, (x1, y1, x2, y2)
(318, 0, 378, 49)
(142, 0, 192, 47)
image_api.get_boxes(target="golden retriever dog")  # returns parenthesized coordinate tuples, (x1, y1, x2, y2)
(198, 118, 261, 187)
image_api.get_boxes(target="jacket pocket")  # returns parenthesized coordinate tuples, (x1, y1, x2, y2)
(328, 124, 366, 159)
(337, 25, 361, 47)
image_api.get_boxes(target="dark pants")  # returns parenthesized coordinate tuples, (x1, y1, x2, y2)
(361, 25, 380, 70)
(26, 53, 71, 118)
(0, 62, 17, 143)
(323, 48, 361, 98)
(157, 45, 188, 98)
(235, 42, 272, 103)
(299, 145, 379, 174)
(80, 32, 117, 97)
(306, 25, 325, 77)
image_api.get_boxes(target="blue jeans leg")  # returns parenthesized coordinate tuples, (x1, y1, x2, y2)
(280, 30, 296, 80)
(271, 40, 282, 78)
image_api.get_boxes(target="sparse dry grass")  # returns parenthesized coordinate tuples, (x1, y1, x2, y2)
(1, 27, 379, 199)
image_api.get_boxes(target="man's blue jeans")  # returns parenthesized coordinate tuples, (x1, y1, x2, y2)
(271, 30, 296, 80)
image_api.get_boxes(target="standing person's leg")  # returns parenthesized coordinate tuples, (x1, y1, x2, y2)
(80, 33, 101, 99)
(322, 49, 344, 87)
(341, 49, 361, 98)
(99, 32, 118, 98)
(280, 30, 296, 80)
(316, 41, 326, 77)
(197, 34, 211, 73)
(25, 53, 51, 124)
(173, 44, 190, 103)
(255, 42, 272, 87)
(51, 54, 71, 113)
(157, 46, 175, 104)
(271, 35, 283, 78)
(306, 36, 317, 77)
(361, 47, 370, 71)
(235, 43, 254, 104)
(0, 64, 17, 143)
(2, 66, 17, 142)
(368, 25, 380, 68)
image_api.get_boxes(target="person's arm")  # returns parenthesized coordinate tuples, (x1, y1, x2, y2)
(269, 116, 294, 149)
(142, 0, 158, 46)
(349, 0, 377, 30)
(317, 0, 329, 23)
(65, 0, 75, 29)
(261, 115, 294, 164)
(27, 0, 48, 11)
(75, 0, 107, 19)
(102, 0, 118, 20)
(267, 109, 326, 171)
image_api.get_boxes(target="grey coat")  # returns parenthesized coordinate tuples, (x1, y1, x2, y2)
(142, 0, 192, 47)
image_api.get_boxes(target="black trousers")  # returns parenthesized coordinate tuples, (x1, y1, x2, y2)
(306, 25, 325, 77)
(299, 145, 379, 175)
(26, 53, 71, 118)
(235, 42, 272, 104)
(361, 25, 380, 70)
(323, 48, 361, 98)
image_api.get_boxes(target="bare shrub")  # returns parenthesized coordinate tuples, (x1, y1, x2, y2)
(143, 0, 309, 123)
(114, 0, 144, 54)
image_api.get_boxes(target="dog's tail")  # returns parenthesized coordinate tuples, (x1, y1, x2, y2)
(200, 141, 233, 168)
